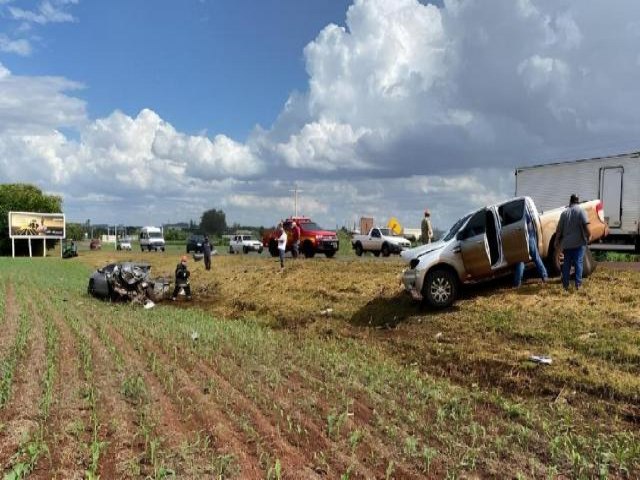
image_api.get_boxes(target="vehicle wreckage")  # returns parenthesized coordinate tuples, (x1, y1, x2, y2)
(87, 262, 171, 304)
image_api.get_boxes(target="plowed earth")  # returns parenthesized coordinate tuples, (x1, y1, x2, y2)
(0, 253, 638, 478)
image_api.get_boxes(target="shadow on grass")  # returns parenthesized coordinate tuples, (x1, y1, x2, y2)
(349, 291, 460, 328)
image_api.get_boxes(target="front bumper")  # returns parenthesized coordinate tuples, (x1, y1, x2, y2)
(402, 268, 423, 300)
(317, 239, 339, 252)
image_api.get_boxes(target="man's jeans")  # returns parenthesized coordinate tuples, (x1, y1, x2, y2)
(514, 234, 548, 287)
(562, 245, 585, 289)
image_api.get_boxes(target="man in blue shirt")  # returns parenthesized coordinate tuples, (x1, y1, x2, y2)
(555, 194, 591, 290)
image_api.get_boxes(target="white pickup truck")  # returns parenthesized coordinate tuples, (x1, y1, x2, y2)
(229, 234, 263, 254)
(352, 227, 412, 257)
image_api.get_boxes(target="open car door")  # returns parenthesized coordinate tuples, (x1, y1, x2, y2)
(498, 198, 530, 265)
(458, 209, 492, 278)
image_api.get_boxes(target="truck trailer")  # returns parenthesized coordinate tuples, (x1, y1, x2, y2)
(515, 151, 640, 252)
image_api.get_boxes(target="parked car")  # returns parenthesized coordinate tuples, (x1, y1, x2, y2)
(352, 227, 412, 257)
(89, 239, 102, 250)
(139, 226, 165, 252)
(117, 236, 132, 251)
(401, 196, 608, 308)
(229, 234, 263, 254)
(87, 262, 170, 303)
(186, 234, 206, 253)
(262, 217, 339, 258)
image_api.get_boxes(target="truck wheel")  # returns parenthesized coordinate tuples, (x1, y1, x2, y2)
(355, 242, 363, 256)
(381, 243, 391, 257)
(422, 268, 458, 309)
(325, 250, 336, 258)
(582, 248, 597, 278)
(87, 279, 95, 296)
(269, 240, 279, 257)
(258, 247, 263, 254)
(243, 246, 249, 254)
(141, 245, 144, 252)
(229, 246, 234, 254)
(303, 242, 316, 258)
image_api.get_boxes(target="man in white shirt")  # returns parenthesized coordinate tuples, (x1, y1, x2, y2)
(277, 223, 287, 271)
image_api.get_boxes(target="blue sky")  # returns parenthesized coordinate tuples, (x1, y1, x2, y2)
(1, 0, 354, 139)
(1, 0, 639, 228)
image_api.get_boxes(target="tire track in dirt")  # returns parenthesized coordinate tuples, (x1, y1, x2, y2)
(0, 282, 19, 361)
(125, 321, 347, 479)
(112, 320, 298, 479)
(100, 321, 261, 478)
(0, 295, 46, 468)
(30, 299, 91, 479)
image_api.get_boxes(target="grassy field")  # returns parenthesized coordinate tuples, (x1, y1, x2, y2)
(0, 250, 638, 478)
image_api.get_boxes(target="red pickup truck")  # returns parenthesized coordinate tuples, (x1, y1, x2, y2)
(262, 217, 339, 258)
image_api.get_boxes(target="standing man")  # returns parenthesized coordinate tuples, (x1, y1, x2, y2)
(172, 255, 192, 300)
(202, 236, 212, 271)
(277, 223, 287, 272)
(421, 209, 433, 244)
(291, 221, 301, 258)
(513, 208, 548, 287)
(555, 194, 591, 291)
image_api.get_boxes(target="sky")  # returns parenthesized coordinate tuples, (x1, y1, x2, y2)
(1, 0, 639, 231)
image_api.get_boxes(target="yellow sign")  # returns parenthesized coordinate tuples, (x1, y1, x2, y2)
(387, 217, 403, 235)
(9, 212, 65, 239)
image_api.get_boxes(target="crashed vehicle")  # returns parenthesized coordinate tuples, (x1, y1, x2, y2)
(87, 262, 171, 303)
(401, 196, 608, 308)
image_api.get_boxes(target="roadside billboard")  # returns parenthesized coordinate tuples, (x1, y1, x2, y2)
(8, 212, 65, 239)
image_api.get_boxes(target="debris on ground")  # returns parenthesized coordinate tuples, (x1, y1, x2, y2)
(529, 355, 553, 365)
(320, 308, 334, 316)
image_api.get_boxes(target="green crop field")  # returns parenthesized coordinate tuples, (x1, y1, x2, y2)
(0, 251, 638, 478)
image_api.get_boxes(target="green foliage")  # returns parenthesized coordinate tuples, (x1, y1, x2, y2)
(199, 208, 227, 236)
(0, 183, 62, 255)
(65, 223, 86, 241)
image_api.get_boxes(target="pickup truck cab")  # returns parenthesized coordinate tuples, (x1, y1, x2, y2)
(352, 227, 411, 257)
(229, 234, 263, 254)
(401, 196, 607, 308)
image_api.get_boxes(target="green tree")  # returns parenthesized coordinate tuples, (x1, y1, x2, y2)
(200, 208, 227, 236)
(65, 223, 86, 241)
(0, 184, 63, 255)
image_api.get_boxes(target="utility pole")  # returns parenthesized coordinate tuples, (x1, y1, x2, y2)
(289, 186, 303, 217)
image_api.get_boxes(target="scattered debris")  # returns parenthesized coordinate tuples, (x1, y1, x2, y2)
(144, 300, 155, 309)
(190, 330, 199, 341)
(320, 308, 334, 316)
(434, 332, 443, 341)
(529, 355, 553, 365)
(578, 332, 597, 340)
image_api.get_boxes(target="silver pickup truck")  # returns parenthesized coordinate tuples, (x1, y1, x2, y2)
(401, 196, 608, 308)
(352, 227, 412, 257)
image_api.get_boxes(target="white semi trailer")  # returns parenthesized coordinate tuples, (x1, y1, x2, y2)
(515, 151, 640, 252)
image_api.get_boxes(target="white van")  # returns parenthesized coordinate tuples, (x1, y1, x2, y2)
(139, 226, 165, 252)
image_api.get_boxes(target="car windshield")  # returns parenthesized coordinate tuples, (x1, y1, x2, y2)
(190, 235, 204, 242)
(378, 228, 396, 236)
(443, 214, 472, 242)
(149, 232, 163, 239)
(300, 222, 322, 230)
(242, 236, 254, 241)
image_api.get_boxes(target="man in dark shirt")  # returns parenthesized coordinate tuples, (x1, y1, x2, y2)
(291, 221, 301, 258)
(202, 236, 212, 271)
(172, 255, 192, 300)
(555, 194, 591, 290)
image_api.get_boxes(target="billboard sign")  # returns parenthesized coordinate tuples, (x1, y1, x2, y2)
(8, 212, 65, 239)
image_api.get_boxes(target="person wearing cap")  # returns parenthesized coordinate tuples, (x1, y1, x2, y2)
(421, 209, 433, 244)
(555, 194, 591, 290)
(291, 221, 301, 258)
(172, 255, 192, 300)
